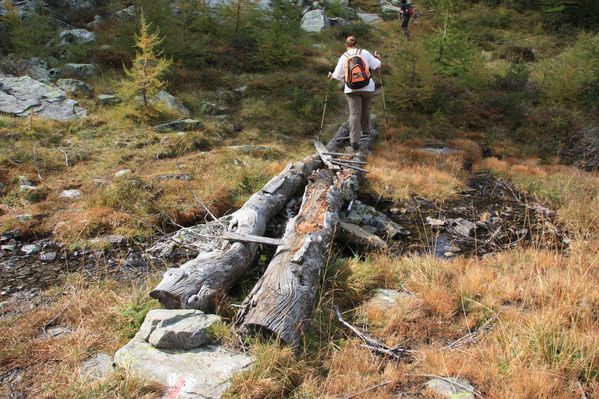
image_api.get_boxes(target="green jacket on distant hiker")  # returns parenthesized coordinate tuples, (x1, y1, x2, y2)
(328, 35, 381, 152)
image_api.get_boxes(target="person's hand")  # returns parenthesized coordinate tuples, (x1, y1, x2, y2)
(328, 71, 333, 79)
(374, 51, 381, 59)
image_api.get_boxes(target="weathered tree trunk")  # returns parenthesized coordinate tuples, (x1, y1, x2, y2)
(149, 126, 350, 310)
(234, 130, 377, 346)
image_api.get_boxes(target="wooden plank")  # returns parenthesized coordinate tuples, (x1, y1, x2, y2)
(314, 140, 340, 171)
(222, 232, 283, 246)
(330, 160, 369, 173)
(329, 158, 367, 165)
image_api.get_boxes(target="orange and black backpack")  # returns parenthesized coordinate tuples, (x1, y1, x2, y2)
(344, 49, 371, 89)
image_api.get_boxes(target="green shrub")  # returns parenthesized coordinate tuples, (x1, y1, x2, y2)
(326, 0, 349, 19)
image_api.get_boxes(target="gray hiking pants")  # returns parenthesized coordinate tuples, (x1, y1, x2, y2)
(345, 91, 374, 146)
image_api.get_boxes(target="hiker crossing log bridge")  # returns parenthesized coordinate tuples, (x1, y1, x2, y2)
(150, 123, 377, 345)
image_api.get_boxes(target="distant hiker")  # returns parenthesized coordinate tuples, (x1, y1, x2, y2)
(399, 0, 414, 38)
(328, 35, 381, 152)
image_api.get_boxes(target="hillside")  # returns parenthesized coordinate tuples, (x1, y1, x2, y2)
(1, 0, 599, 398)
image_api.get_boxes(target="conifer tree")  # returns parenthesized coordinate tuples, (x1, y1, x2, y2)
(121, 12, 172, 108)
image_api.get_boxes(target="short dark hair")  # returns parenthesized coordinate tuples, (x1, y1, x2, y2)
(345, 36, 357, 47)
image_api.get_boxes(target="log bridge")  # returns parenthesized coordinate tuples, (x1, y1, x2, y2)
(150, 123, 383, 346)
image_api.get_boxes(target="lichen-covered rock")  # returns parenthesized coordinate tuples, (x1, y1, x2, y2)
(138, 309, 221, 349)
(59, 63, 98, 78)
(79, 353, 113, 380)
(342, 200, 410, 239)
(96, 94, 120, 105)
(59, 189, 82, 200)
(0, 0, 44, 17)
(0, 76, 86, 120)
(152, 90, 191, 117)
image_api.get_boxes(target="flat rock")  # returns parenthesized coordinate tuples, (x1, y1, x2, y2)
(56, 79, 93, 97)
(301, 9, 330, 32)
(448, 218, 477, 237)
(381, 3, 402, 13)
(21, 244, 40, 255)
(90, 234, 126, 246)
(138, 309, 221, 349)
(43, 325, 73, 338)
(154, 119, 204, 132)
(115, 169, 131, 177)
(357, 12, 383, 24)
(96, 94, 121, 105)
(114, 339, 254, 398)
(0, 76, 86, 121)
(425, 377, 475, 399)
(80, 352, 113, 380)
(59, 189, 82, 200)
(338, 221, 387, 249)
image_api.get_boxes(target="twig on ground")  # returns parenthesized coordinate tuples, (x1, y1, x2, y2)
(334, 305, 412, 360)
(338, 380, 391, 399)
(58, 147, 69, 167)
(444, 316, 497, 350)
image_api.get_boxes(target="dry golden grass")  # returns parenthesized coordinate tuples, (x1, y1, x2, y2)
(367, 143, 465, 203)
(0, 274, 164, 398)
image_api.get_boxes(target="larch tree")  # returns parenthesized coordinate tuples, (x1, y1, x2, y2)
(121, 12, 172, 108)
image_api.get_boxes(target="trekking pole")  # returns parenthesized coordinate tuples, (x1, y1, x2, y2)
(378, 66, 389, 143)
(319, 75, 332, 141)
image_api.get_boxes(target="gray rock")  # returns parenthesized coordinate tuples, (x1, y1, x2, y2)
(152, 90, 191, 117)
(80, 352, 113, 380)
(114, 5, 135, 21)
(325, 0, 348, 6)
(423, 145, 458, 155)
(425, 377, 475, 399)
(86, 14, 103, 29)
(21, 244, 40, 255)
(40, 252, 57, 262)
(59, 29, 96, 45)
(96, 94, 121, 105)
(0, 0, 43, 17)
(59, 63, 98, 78)
(199, 101, 228, 116)
(301, 9, 330, 32)
(0, 76, 86, 121)
(312, 1, 321, 9)
(54, 0, 96, 14)
(426, 216, 446, 228)
(1, 244, 16, 252)
(368, 288, 411, 309)
(343, 201, 410, 239)
(154, 119, 204, 132)
(381, 2, 402, 13)
(25, 57, 52, 82)
(59, 189, 82, 200)
(338, 221, 387, 249)
(44, 325, 73, 338)
(56, 79, 93, 97)
(91, 234, 126, 246)
(329, 17, 349, 26)
(138, 309, 221, 349)
(155, 174, 192, 181)
(448, 218, 478, 237)
(357, 12, 383, 24)
(16, 214, 32, 222)
(114, 169, 131, 177)
(114, 339, 253, 398)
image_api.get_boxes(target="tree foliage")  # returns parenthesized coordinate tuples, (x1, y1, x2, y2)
(120, 12, 172, 108)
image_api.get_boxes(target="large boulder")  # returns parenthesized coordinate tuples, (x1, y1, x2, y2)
(59, 28, 96, 45)
(114, 309, 253, 398)
(301, 9, 330, 32)
(0, 75, 86, 120)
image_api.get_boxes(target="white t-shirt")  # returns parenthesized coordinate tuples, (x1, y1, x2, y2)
(332, 48, 381, 94)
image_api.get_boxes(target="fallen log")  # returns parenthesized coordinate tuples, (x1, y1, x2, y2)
(149, 125, 351, 310)
(234, 127, 377, 346)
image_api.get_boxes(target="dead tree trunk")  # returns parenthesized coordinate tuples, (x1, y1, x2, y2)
(149, 126, 351, 310)
(234, 131, 377, 346)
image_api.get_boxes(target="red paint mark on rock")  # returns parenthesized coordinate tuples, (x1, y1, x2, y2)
(165, 374, 188, 399)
